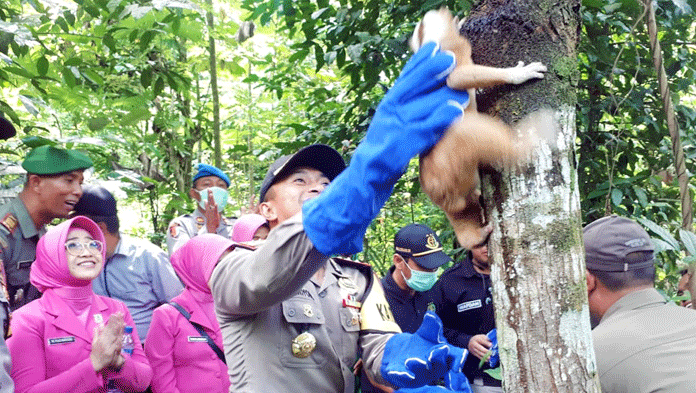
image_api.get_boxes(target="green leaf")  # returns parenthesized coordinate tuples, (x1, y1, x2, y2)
(140, 67, 153, 88)
(102, 33, 116, 52)
(21, 135, 56, 148)
(636, 217, 680, 251)
(61, 67, 76, 88)
(140, 30, 155, 51)
(478, 350, 492, 369)
(82, 69, 104, 85)
(610, 188, 623, 207)
(120, 107, 151, 126)
(153, 76, 165, 97)
(87, 117, 109, 131)
(679, 229, 696, 256)
(483, 367, 502, 380)
(36, 56, 48, 76)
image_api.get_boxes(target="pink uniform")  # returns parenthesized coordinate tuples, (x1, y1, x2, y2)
(145, 234, 232, 393)
(7, 216, 152, 393)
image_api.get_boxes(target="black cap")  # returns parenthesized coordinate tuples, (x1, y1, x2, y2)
(73, 185, 118, 218)
(259, 144, 346, 202)
(0, 116, 15, 140)
(583, 215, 655, 272)
(394, 224, 451, 269)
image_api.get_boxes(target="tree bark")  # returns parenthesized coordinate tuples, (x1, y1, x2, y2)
(206, 0, 222, 168)
(462, 1, 601, 391)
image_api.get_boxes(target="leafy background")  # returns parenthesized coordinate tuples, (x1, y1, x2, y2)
(0, 0, 695, 298)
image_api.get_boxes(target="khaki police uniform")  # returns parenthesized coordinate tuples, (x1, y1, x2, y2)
(0, 197, 44, 309)
(210, 212, 400, 393)
(166, 209, 235, 256)
(593, 288, 696, 393)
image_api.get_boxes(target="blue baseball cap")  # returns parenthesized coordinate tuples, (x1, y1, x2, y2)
(192, 163, 230, 187)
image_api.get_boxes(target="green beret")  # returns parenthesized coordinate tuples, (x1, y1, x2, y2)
(22, 145, 93, 175)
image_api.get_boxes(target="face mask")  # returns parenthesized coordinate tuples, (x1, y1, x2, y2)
(197, 187, 229, 212)
(401, 263, 440, 292)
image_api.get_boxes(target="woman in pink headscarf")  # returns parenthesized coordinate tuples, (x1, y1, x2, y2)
(7, 216, 152, 393)
(145, 234, 233, 393)
(231, 213, 268, 243)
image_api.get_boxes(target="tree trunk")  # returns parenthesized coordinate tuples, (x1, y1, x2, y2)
(206, 0, 222, 168)
(462, 1, 601, 391)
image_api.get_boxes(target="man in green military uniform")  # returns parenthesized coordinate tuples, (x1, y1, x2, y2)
(0, 145, 92, 309)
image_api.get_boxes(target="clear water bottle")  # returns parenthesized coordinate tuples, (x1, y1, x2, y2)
(122, 326, 134, 355)
(106, 326, 135, 393)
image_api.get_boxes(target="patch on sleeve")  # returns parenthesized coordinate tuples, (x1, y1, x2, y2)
(1, 214, 18, 235)
(360, 273, 401, 333)
(169, 223, 181, 238)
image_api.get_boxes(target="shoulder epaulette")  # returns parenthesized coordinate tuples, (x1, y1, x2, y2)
(232, 242, 256, 251)
(0, 213, 18, 235)
(333, 257, 373, 275)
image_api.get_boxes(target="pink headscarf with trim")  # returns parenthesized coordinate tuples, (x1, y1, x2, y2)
(30, 216, 107, 292)
(231, 214, 268, 243)
(170, 234, 234, 298)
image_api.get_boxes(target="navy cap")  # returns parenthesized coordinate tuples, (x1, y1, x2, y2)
(394, 224, 451, 269)
(73, 185, 118, 218)
(259, 144, 346, 202)
(0, 115, 16, 140)
(583, 215, 655, 272)
(193, 163, 230, 188)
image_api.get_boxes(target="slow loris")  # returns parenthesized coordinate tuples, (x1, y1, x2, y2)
(411, 8, 549, 249)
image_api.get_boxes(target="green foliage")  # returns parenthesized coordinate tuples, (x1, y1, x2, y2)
(0, 0, 695, 298)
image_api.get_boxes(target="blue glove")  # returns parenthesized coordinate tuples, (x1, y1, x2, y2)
(381, 311, 468, 389)
(303, 41, 469, 256)
(487, 328, 499, 368)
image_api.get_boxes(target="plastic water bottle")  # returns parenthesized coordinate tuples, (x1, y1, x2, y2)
(122, 326, 134, 355)
(106, 326, 135, 393)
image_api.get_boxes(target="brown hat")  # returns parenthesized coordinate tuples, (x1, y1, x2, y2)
(583, 215, 655, 272)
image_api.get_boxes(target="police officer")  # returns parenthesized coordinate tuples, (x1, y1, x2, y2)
(434, 234, 501, 393)
(210, 41, 471, 393)
(363, 224, 451, 393)
(0, 145, 92, 309)
(166, 163, 235, 256)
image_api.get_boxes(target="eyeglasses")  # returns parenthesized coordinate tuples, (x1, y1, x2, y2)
(64, 240, 104, 256)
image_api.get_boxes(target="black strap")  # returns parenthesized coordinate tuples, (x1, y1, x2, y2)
(169, 302, 226, 364)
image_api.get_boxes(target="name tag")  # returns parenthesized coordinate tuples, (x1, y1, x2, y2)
(48, 336, 75, 345)
(17, 260, 32, 270)
(188, 336, 208, 342)
(457, 300, 482, 312)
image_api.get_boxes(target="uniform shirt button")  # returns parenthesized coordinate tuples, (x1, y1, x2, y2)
(319, 291, 327, 298)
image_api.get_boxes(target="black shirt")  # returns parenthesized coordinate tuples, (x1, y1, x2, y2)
(434, 253, 500, 386)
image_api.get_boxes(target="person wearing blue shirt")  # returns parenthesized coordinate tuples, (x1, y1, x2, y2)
(72, 185, 184, 342)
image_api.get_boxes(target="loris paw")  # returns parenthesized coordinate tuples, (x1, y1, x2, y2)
(507, 61, 547, 84)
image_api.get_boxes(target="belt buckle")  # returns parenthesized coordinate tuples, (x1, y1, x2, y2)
(473, 377, 484, 386)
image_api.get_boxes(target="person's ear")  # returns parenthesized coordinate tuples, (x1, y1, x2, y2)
(27, 174, 43, 192)
(259, 201, 277, 222)
(189, 188, 200, 202)
(586, 270, 596, 293)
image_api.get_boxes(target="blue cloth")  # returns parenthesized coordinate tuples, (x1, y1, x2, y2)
(487, 328, 499, 368)
(302, 42, 468, 256)
(381, 311, 469, 390)
(92, 235, 184, 341)
(192, 163, 230, 187)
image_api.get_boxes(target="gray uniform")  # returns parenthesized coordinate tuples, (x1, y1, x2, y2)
(0, 197, 44, 309)
(593, 288, 696, 393)
(210, 213, 399, 393)
(166, 209, 234, 256)
(0, 297, 12, 393)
